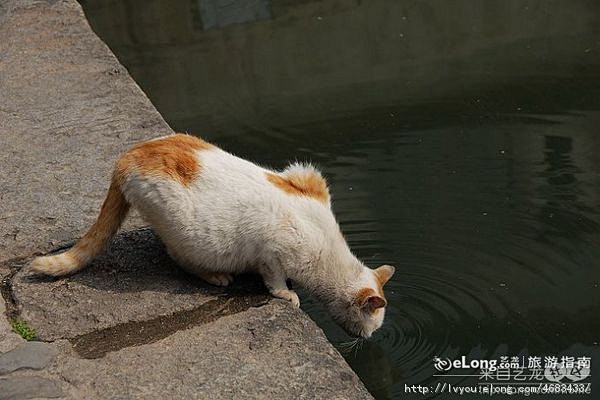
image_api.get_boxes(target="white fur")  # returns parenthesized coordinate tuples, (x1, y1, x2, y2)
(64, 142, 392, 337)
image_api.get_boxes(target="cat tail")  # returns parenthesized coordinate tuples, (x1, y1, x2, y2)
(30, 173, 130, 276)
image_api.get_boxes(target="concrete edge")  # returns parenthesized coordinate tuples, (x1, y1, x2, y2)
(0, 0, 373, 398)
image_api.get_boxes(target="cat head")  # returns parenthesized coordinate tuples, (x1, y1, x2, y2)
(330, 264, 395, 338)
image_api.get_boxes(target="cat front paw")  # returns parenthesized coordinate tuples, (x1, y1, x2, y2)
(271, 288, 300, 308)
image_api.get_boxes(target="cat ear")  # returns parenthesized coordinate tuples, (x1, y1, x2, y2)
(365, 295, 387, 310)
(374, 264, 395, 286)
(356, 288, 387, 311)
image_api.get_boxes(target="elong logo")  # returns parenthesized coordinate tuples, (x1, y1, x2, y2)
(434, 356, 498, 372)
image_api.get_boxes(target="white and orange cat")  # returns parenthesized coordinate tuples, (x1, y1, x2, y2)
(31, 134, 394, 338)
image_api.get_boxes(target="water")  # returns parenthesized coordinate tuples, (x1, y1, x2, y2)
(80, 1, 600, 398)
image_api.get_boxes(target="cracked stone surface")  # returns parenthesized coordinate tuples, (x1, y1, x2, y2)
(0, 314, 22, 355)
(0, 342, 58, 375)
(0, 269, 23, 354)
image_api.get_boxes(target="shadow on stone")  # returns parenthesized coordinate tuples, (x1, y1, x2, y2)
(23, 228, 265, 295)
(11, 229, 269, 341)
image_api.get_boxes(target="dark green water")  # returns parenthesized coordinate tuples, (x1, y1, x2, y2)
(80, 1, 600, 398)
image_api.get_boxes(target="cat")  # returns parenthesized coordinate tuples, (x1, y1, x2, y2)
(30, 134, 395, 338)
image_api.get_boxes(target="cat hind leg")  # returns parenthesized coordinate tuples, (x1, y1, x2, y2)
(196, 270, 234, 287)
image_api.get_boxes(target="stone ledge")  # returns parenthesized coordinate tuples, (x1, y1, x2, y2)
(0, 0, 170, 263)
(0, 0, 373, 398)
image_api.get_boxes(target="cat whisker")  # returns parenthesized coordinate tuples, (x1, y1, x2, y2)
(353, 338, 363, 357)
(337, 339, 354, 349)
(337, 337, 362, 355)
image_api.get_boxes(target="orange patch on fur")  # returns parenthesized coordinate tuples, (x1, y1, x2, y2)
(265, 170, 329, 204)
(374, 265, 394, 290)
(72, 174, 130, 263)
(116, 134, 214, 186)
